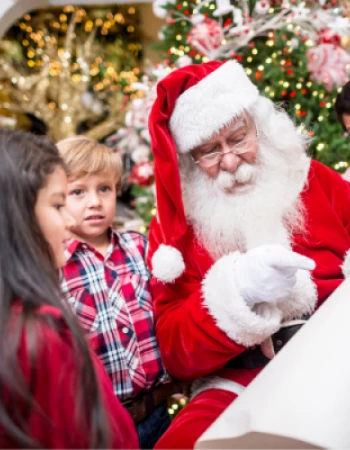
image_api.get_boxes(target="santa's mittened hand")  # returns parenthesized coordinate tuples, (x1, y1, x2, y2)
(234, 245, 315, 308)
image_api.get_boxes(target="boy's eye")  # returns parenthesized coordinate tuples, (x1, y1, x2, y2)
(72, 189, 83, 196)
(100, 186, 110, 193)
(54, 204, 65, 210)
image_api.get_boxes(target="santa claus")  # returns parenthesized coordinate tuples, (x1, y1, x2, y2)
(147, 60, 350, 448)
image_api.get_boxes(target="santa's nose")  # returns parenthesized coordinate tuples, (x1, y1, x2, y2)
(219, 150, 241, 173)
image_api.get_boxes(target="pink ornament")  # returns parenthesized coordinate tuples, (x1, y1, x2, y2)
(307, 44, 350, 91)
(187, 19, 223, 57)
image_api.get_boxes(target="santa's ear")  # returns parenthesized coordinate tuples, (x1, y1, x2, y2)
(341, 249, 350, 278)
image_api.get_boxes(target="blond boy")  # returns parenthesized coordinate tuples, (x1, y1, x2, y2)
(58, 137, 172, 448)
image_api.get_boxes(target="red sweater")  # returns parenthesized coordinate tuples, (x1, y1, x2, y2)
(1, 305, 138, 449)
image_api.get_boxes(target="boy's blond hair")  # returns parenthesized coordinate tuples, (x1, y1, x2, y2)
(56, 136, 122, 193)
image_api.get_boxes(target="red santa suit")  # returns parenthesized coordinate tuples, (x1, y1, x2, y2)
(146, 61, 350, 448)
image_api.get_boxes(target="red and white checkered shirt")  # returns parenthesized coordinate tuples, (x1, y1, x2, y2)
(61, 229, 168, 402)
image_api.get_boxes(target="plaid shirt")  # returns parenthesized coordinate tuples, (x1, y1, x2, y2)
(61, 229, 168, 402)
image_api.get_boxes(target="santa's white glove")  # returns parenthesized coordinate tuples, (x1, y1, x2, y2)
(234, 245, 315, 308)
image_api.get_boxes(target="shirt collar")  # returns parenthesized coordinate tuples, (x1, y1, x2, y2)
(65, 227, 119, 261)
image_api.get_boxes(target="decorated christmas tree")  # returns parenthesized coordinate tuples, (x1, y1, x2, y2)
(152, 0, 350, 168)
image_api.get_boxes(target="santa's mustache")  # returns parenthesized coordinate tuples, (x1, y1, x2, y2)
(215, 163, 258, 191)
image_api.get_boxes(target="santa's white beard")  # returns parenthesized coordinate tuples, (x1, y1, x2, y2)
(181, 141, 308, 260)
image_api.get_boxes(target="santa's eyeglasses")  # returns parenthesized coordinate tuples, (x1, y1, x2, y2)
(191, 119, 258, 168)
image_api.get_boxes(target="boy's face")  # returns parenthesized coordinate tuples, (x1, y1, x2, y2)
(66, 170, 117, 243)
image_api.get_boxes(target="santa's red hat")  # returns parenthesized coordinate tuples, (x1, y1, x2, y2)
(149, 60, 259, 282)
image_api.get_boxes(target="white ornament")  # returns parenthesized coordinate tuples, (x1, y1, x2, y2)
(213, 0, 235, 17)
(290, 38, 299, 49)
(233, 7, 244, 26)
(131, 144, 150, 163)
(191, 13, 206, 25)
(255, 0, 270, 15)
(176, 55, 193, 68)
(152, 0, 168, 19)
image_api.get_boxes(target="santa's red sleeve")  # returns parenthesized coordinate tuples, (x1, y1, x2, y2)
(293, 160, 350, 304)
(147, 221, 281, 381)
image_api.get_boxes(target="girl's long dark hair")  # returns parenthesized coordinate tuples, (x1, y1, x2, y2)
(0, 129, 110, 448)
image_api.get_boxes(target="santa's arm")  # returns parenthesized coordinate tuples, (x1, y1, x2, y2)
(147, 222, 282, 380)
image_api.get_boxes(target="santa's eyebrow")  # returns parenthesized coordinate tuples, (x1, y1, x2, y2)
(228, 118, 247, 132)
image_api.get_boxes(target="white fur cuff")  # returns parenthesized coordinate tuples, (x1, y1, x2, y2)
(191, 376, 245, 399)
(342, 249, 350, 278)
(202, 252, 282, 347)
(276, 268, 317, 321)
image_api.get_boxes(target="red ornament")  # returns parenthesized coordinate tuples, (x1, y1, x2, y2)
(287, 69, 293, 75)
(290, 91, 296, 98)
(318, 28, 341, 46)
(128, 162, 154, 187)
(301, 89, 307, 94)
(320, 101, 326, 107)
(255, 71, 262, 80)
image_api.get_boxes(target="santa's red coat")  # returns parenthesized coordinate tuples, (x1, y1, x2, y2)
(148, 160, 350, 448)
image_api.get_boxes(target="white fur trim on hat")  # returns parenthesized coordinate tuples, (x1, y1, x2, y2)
(202, 252, 282, 347)
(341, 249, 350, 278)
(170, 60, 259, 153)
(151, 244, 185, 283)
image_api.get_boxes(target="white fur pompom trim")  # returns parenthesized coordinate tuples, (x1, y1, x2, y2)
(202, 252, 282, 347)
(151, 244, 185, 283)
(341, 249, 350, 278)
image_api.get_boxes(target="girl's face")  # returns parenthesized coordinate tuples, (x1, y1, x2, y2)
(35, 165, 75, 268)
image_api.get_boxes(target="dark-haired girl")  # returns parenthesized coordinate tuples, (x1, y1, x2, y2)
(0, 129, 138, 449)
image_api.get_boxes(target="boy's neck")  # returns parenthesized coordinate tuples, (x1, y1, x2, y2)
(77, 231, 111, 258)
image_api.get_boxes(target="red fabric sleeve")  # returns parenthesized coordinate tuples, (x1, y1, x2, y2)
(294, 161, 350, 304)
(2, 306, 138, 449)
(148, 220, 245, 381)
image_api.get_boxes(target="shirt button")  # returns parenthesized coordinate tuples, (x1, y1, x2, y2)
(122, 327, 129, 334)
